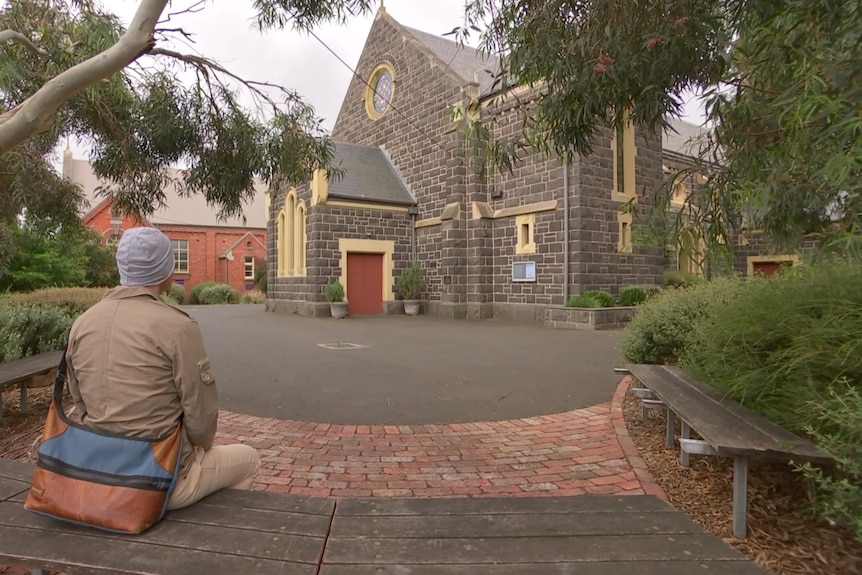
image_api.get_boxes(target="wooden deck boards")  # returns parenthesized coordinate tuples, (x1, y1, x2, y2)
(0, 458, 768, 575)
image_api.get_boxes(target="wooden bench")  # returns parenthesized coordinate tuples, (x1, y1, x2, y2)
(623, 364, 834, 539)
(0, 457, 771, 574)
(0, 351, 63, 423)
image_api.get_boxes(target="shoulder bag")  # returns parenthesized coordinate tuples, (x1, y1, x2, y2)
(23, 347, 183, 534)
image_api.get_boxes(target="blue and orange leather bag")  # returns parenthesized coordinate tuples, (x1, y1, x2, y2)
(23, 348, 182, 534)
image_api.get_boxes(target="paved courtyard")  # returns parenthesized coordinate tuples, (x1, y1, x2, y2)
(189, 305, 626, 425)
(179, 307, 661, 498)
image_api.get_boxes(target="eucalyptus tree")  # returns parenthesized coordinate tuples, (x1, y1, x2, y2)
(458, 0, 862, 257)
(0, 0, 373, 270)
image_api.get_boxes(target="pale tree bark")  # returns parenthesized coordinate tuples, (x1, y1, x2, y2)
(0, 30, 50, 57)
(0, 0, 170, 154)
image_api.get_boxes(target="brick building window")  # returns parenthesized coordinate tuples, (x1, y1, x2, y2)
(244, 256, 255, 280)
(170, 239, 189, 273)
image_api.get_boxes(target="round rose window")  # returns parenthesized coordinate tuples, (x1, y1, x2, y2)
(372, 70, 393, 114)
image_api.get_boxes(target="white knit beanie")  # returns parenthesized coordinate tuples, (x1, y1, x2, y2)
(115, 227, 175, 287)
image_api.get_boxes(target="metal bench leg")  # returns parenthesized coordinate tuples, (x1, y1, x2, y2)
(680, 421, 691, 467)
(732, 456, 749, 538)
(666, 410, 676, 447)
(20, 381, 28, 412)
(31, 569, 49, 575)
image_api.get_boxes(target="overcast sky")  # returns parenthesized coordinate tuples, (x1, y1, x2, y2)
(63, 0, 704, 161)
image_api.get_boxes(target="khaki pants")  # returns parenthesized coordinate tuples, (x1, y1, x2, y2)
(167, 444, 260, 510)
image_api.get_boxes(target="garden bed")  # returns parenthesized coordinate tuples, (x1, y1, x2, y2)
(543, 305, 636, 330)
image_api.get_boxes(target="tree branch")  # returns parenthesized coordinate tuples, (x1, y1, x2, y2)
(0, 0, 170, 154)
(0, 29, 50, 57)
(157, 0, 206, 25)
(147, 47, 301, 109)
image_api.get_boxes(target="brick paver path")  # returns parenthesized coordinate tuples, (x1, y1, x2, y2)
(215, 377, 664, 499)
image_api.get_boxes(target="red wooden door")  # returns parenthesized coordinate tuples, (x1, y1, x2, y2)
(347, 253, 384, 315)
(752, 261, 783, 277)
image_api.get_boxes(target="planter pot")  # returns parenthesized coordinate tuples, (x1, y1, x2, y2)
(403, 300, 421, 316)
(329, 302, 349, 319)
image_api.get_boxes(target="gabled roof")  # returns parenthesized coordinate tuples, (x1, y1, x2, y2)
(219, 231, 266, 259)
(328, 143, 416, 206)
(64, 152, 267, 229)
(401, 25, 500, 96)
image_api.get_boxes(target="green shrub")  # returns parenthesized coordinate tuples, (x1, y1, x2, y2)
(190, 281, 219, 304)
(197, 284, 241, 305)
(164, 283, 185, 305)
(325, 279, 345, 303)
(796, 383, 862, 541)
(618, 286, 648, 306)
(396, 263, 425, 300)
(621, 275, 747, 365)
(240, 291, 266, 304)
(663, 269, 702, 288)
(0, 287, 105, 316)
(579, 290, 615, 307)
(565, 295, 603, 308)
(255, 269, 267, 294)
(0, 304, 74, 361)
(683, 262, 862, 432)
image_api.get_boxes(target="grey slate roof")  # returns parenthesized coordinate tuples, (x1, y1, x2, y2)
(402, 25, 500, 96)
(328, 143, 416, 206)
(663, 118, 710, 158)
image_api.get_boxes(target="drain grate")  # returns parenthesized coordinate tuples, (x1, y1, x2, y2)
(317, 342, 367, 350)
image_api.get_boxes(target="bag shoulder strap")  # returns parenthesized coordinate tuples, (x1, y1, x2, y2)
(53, 342, 68, 404)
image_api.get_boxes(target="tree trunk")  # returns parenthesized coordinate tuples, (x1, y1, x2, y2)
(0, 0, 170, 154)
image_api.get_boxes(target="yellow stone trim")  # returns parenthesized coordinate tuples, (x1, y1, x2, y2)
(472, 202, 493, 220)
(325, 200, 410, 213)
(493, 200, 557, 219)
(338, 238, 396, 301)
(671, 180, 686, 207)
(276, 209, 286, 276)
(294, 200, 307, 277)
(365, 62, 396, 121)
(611, 116, 637, 203)
(515, 213, 536, 255)
(617, 212, 633, 253)
(311, 169, 329, 206)
(276, 191, 308, 277)
(746, 254, 800, 277)
(285, 190, 297, 274)
(264, 189, 271, 221)
(415, 217, 442, 228)
(440, 203, 460, 221)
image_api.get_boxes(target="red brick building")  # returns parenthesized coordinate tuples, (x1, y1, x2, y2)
(65, 150, 267, 298)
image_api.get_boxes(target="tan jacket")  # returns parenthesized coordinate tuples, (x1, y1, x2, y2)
(66, 287, 218, 475)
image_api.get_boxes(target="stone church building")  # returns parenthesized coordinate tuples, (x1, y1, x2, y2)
(265, 8, 706, 319)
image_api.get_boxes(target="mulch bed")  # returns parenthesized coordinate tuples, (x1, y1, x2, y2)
(622, 387, 862, 574)
(0, 385, 54, 461)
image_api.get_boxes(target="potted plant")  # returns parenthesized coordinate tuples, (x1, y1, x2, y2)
(324, 279, 348, 319)
(396, 263, 425, 316)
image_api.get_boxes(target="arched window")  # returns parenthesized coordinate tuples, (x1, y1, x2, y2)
(295, 203, 306, 274)
(277, 210, 286, 276)
(286, 192, 296, 274)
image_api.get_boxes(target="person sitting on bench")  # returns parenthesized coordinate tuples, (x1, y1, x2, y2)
(64, 226, 260, 509)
